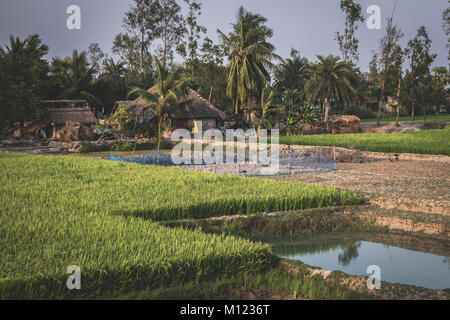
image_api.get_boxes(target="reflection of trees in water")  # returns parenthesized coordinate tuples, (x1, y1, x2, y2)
(444, 257, 450, 271)
(338, 241, 362, 266)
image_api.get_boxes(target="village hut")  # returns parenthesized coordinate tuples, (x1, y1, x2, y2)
(47, 107, 97, 127)
(20, 101, 96, 140)
(116, 88, 226, 132)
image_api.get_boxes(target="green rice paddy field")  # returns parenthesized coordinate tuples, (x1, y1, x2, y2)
(278, 127, 450, 156)
(360, 114, 450, 123)
(0, 152, 359, 299)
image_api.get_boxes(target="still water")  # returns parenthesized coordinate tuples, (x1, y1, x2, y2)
(273, 240, 450, 290)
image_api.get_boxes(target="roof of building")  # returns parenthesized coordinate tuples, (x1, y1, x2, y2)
(47, 107, 97, 126)
(116, 88, 226, 121)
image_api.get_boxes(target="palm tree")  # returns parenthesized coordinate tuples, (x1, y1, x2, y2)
(305, 55, 357, 129)
(255, 84, 280, 137)
(103, 58, 126, 80)
(218, 6, 278, 114)
(281, 89, 303, 136)
(274, 49, 309, 93)
(50, 50, 100, 106)
(129, 57, 190, 150)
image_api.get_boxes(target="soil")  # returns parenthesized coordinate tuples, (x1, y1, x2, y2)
(272, 159, 450, 212)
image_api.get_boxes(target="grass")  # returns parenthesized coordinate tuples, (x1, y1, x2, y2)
(278, 126, 450, 156)
(360, 114, 450, 123)
(0, 152, 359, 299)
(118, 263, 371, 300)
(162, 207, 376, 243)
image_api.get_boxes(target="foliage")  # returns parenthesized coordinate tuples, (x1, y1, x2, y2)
(404, 26, 437, 121)
(305, 55, 357, 124)
(129, 57, 191, 149)
(0, 34, 50, 123)
(274, 49, 309, 94)
(254, 84, 280, 135)
(370, 7, 404, 124)
(110, 104, 133, 139)
(154, 0, 186, 67)
(176, 0, 206, 76)
(280, 89, 303, 136)
(335, 0, 364, 63)
(443, 2, 450, 61)
(218, 6, 278, 113)
(343, 105, 377, 119)
(49, 50, 101, 110)
(112, 0, 161, 75)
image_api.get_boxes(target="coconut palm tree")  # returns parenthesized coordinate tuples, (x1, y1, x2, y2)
(274, 49, 309, 93)
(305, 55, 357, 129)
(129, 57, 190, 150)
(218, 6, 278, 114)
(50, 50, 100, 106)
(103, 58, 126, 80)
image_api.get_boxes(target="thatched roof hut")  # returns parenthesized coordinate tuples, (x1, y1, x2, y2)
(47, 107, 97, 127)
(116, 88, 226, 130)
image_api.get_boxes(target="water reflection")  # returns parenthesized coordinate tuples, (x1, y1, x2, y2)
(273, 238, 450, 290)
(338, 241, 361, 266)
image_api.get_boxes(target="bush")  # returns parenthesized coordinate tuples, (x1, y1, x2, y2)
(343, 106, 377, 119)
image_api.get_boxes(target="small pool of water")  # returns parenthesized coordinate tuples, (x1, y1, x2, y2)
(273, 240, 450, 290)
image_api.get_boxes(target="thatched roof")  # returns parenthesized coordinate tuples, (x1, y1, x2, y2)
(47, 108, 96, 126)
(172, 89, 226, 120)
(116, 88, 226, 120)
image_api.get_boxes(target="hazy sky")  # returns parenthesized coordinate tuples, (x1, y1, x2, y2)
(0, 0, 448, 71)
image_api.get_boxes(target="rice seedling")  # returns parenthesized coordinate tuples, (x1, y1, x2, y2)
(277, 127, 450, 156)
(0, 152, 358, 299)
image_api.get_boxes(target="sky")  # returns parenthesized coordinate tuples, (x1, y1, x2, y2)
(0, 0, 448, 72)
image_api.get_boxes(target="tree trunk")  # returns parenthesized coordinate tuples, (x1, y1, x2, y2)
(378, 79, 385, 126)
(396, 106, 400, 127)
(157, 117, 161, 151)
(324, 99, 330, 131)
(396, 79, 401, 127)
(208, 87, 213, 102)
(423, 105, 426, 123)
(410, 70, 415, 122)
(235, 97, 239, 115)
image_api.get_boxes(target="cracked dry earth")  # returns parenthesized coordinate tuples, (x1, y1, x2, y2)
(273, 159, 450, 215)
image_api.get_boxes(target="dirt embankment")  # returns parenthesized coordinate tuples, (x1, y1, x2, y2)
(272, 157, 450, 237)
(281, 261, 450, 300)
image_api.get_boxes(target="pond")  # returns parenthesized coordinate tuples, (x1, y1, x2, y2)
(273, 238, 450, 290)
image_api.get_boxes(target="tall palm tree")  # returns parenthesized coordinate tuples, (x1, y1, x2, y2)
(305, 55, 357, 129)
(129, 57, 190, 150)
(50, 50, 100, 106)
(218, 6, 278, 114)
(274, 49, 309, 93)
